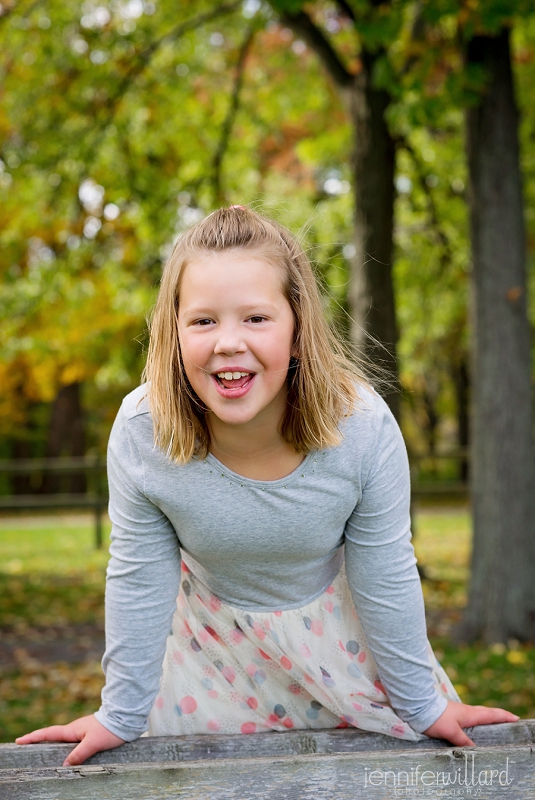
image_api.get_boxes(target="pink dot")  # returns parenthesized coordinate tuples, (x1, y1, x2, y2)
(207, 719, 221, 732)
(288, 684, 301, 694)
(181, 562, 190, 573)
(299, 643, 311, 658)
(374, 680, 386, 694)
(208, 689, 218, 699)
(283, 717, 294, 729)
(274, 611, 282, 617)
(155, 696, 164, 709)
(183, 621, 192, 636)
(280, 656, 292, 670)
(338, 639, 346, 651)
(336, 719, 349, 728)
(230, 628, 244, 644)
(245, 663, 257, 677)
(221, 666, 236, 684)
(324, 600, 334, 613)
(357, 651, 366, 663)
(205, 625, 218, 641)
(267, 713, 279, 724)
(252, 622, 266, 640)
(310, 619, 323, 636)
(209, 595, 222, 612)
(259, 649, 271, 660)
(391, 724, 406, 737)
(441, 682, 448, 693)
(180, 696, 197, 714)
(352, 702, 363, 711)
(326, 585, 335, 594)
(247, 697, 258, 709)
(241, 722, 256, 734)
(263, 619, 271, 630)
(172, 650, 184, 665)
(198, 629, 210, 643)
(304, 673, 314, 684)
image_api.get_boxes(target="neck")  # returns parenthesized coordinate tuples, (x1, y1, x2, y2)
(207, 399, 304, 481)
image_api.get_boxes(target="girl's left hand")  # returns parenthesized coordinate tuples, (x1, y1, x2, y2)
(423, 700, 520, 746)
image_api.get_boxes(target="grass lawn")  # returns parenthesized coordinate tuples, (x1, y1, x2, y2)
(0, 508, 533, 744)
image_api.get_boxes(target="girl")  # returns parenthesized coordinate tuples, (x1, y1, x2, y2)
(17, 206, 516, 764)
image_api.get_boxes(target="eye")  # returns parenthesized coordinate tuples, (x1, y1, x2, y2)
(193, 318, 214, 326)
(248, 315, 266, 324)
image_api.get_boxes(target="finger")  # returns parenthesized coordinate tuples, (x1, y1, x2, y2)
(16, 725, 80, 745)
(63, 737, 100, 767)
(447, 726, 475, 747)
(463, 706, 520, 727)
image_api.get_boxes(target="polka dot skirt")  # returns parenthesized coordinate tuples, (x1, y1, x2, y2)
(147, 562, 458, 740)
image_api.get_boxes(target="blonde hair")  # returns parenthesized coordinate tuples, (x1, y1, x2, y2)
(143, 206, 370, 463)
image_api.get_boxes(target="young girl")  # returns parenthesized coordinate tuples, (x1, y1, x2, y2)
(17, 206, 516, 764)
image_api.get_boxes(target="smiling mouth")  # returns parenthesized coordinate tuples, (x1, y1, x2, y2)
(213, 371, 254, 390)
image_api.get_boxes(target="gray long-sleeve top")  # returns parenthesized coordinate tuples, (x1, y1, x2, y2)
(94, 384, 447, 741)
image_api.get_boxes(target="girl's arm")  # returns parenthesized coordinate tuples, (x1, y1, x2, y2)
(344, 394, 517, 743)
(17, 398, 182, 763)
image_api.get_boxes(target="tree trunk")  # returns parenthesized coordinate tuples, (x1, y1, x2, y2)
(276, 8, 400, 421)
(461, 27, 535, 643)
(41, 382, 86, 494)
(348, 50, 399, 420)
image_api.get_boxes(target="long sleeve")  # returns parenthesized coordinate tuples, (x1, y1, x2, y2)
(344, 399, 447, 733)
(94, 404, 181, 741)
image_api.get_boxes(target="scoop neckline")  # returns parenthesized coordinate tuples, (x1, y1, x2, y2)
(205, 449, 317, 488)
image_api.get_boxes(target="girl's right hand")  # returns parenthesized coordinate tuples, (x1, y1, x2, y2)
(15, 714, 125, 766)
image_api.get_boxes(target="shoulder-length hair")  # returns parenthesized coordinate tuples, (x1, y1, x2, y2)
(143, 206, 370, 463)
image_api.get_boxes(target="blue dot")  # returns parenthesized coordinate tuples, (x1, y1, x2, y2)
(190, 638, 201, 652)
(182, 581, 191, 596)
(347, 662, 362, 679)
(254, 670, 266, 685)
(310, 700, 322, 710)
(306, 708, 319, 720)
(346, 640, 359, 655)
(303, 616, 312, 630)
(370, 702, 384, 710)
(214, 659, 224, 671)
(274, 704, 285, 718)
(322, 676, 335, 688)
(174, 703, 183, 716)
(245, 614, 254, 627)
(320, 666, 330, 677)
(201, 678, 213, 690)
(270, 630, 280, 644)
(333, 606, 342, 620)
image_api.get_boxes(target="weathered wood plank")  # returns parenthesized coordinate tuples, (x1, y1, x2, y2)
(1, 720, 533, 770)
(1, 745, 533, 800)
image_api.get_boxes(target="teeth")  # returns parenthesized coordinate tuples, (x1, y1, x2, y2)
(217, 371, 249, 380)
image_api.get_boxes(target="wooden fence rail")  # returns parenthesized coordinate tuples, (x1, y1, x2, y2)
(0, 456, 107, 548)
(1, 721, 533, 799)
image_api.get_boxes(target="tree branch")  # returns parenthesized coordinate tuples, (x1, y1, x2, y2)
(83, 1, 243, 162)
(279, 9, 353, 89)
(398, 135, 453, 273)
(212, 25, 255, 206)
(334, 0, 356, 24)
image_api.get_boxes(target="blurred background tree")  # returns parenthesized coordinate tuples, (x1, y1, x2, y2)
(1, 0, 534, 641)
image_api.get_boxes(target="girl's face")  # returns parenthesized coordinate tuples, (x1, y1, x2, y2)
(177, 250, 295, 431)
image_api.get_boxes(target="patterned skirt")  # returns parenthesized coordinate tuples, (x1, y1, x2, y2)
(147, 560, 458, 740)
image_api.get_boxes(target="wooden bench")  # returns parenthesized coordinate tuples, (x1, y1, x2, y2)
(1, 721, 534, 798)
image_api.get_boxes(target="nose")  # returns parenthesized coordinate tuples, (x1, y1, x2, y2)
(213, 322, 246, 356)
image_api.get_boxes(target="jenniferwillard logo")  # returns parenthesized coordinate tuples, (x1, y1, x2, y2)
(363, 752, 513, 791)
